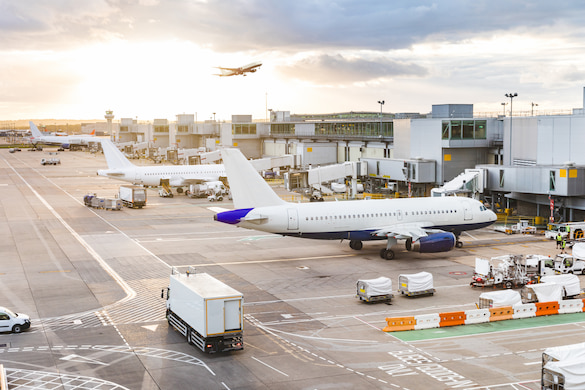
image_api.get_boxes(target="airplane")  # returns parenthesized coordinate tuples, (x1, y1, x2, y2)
(28, 121, 95, 149)
(214, 61, 262, 77)
(97, 139, 226, 195)
(214, 148, 498, 260)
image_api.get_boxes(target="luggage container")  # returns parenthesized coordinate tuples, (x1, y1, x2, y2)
(398, 272, 435, 297)
(478, 290, 521, 309)
(356, 277, 393, 303)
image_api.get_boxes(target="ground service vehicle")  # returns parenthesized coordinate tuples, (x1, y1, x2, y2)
(40, 158, 60, 165)
(356, 277, 393, 303)
(542, 342, 585, 390)
(83, 194, 122, 210)
(553, 254, 585, 274)
(470, 255, 545, 289)
(118, 185, 147, 208)
(545, 222, 585, 240)
(162, 268, 243, 353)
(398, 272, 435, 297)
(0, 306, 31, 333)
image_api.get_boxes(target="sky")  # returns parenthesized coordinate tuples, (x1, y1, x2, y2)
(2, 0, 585, 122)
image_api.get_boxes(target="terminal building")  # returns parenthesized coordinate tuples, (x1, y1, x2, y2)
(86, 87, 585, 222)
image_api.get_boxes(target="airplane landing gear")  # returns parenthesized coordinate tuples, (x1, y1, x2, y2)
(380, 249, 395, 260)
(405, 238, 413, 251)
(349, 240, 363, 250)
(455, 233, 463, 248)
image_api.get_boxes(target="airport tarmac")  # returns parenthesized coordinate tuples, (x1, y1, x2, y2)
(1, 147, 584, 390)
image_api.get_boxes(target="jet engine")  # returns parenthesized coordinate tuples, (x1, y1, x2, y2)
(418, 232, 456, 253)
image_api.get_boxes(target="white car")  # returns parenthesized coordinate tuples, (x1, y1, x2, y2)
(0, 306, 31, 333)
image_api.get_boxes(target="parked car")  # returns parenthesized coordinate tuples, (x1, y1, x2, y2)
(0, 306, 31, 333)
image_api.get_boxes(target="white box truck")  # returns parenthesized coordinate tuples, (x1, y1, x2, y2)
(118, 185, 147, 208)
(162, 268, 243, 353)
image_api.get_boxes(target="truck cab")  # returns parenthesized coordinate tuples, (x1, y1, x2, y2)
(0, 307, 31, 333)
(554, 254, 585, 275)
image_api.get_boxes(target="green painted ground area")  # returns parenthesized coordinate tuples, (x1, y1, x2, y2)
(390, 312, 585, 342)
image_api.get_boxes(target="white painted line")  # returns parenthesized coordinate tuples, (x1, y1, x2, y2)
(524, 361, 542, 365)
(251, 356, 289, 377)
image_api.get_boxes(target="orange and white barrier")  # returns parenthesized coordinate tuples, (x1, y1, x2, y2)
(383, 299, 582, 332)
(512, 303, 536, 319)
(464, 309, 490, 324)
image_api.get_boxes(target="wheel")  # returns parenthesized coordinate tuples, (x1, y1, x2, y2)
(504, 281, 512, 289)
(405, 238, 413, 251)
(209, 198, 215, 202)
(456, 241, 463, 248)
(380, 249, 394, 260)
(169, 193, 174, 198)
(217, 196, 223, 201)
(349, 240, 363, 250)
(12, 324, 22, 333)
(177, 187, 184, 194)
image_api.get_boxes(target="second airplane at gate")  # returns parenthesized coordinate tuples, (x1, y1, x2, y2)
(214, 148, 497, 260)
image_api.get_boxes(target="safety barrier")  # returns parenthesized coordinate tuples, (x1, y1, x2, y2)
(489, 306, 514, 321)
(512, 303, 536, 319)
(439, 311, 466, 327)
(414, 313, 440, 330)
(464, 309, 490, 324)
(383, 299, 584, 333)
(383, 316, 415, 332)
(559, 300, 583, 314)
(535, 301, 560, 316)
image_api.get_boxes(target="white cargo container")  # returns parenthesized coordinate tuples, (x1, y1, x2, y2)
(398, 271, 435, 297)
(118, 185, 147, 208)
(162, 268, 243, 353)
(356, 277, 393, 303)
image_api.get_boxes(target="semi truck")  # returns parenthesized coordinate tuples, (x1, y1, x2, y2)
(162, 267, 244, 353)
(118, 185, 147, 208)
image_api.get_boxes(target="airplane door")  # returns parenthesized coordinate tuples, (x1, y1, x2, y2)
(287, 208, 299, 230)
(463, 200, 473, 220)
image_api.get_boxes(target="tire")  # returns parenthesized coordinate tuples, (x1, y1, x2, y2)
(405, 238, 413, 251)
(380, 249, 394, 260)
(12, 324, 22, 333)
(456, 241, 463, 248)
(349, 240, 363, 250)
(504, 281, 512, 289)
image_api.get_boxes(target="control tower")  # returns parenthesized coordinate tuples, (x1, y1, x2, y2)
(105, 110, 115, 141)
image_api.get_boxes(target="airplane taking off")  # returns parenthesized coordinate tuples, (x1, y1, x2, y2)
(214, 149, 497, 259)
(214, 61, 262, 77)
(29, 121, 95, 149)
(97, 139, 226, 194)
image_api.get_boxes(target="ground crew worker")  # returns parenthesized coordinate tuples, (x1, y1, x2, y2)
(556, 232, 563, 249)
(561, 239, 567, 254)
(566, 226, 571, 240)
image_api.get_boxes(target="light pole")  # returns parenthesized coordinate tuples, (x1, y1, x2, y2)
(501, 102, 507, 117)
(377, 100, 385, 135)
(505, 92, 518, 165)
(531, 102, 538, 116)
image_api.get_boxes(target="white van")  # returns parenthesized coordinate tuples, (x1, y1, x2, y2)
(0, 306, 31, 333)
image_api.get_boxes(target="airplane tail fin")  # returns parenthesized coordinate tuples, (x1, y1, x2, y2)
(221, 148, 285, 209)
(100, 139, 135, 169)
(29, 121, 43, 138)
(90, 129, 95, 136)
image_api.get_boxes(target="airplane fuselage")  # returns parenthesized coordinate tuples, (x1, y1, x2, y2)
(216, 196, 496, 240)
(98, 164, 226, 187)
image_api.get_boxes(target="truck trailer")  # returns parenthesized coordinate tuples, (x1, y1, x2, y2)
(118, 185, 147, 208)
(162, 268, 244, 353)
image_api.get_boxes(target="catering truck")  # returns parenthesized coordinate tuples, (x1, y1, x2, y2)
(118, 185, 147, 208)
(162, 267, 243, 353)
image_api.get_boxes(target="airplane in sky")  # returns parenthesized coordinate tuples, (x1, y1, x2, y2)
(28, 121, 95, 149)
(214, 148, 497, 260)
(214, 61, 262, 77)
(97, 139, 226, 195)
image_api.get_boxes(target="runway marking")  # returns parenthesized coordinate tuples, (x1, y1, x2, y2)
(251, 356, 289, 377)
(39, 270, 71, 273)
(182, 254, 358, 268)
(6, 159, 136, 304)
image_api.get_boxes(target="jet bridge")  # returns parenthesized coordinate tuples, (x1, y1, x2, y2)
(431, 168, 486, 199)
(288, 162, 367, 198)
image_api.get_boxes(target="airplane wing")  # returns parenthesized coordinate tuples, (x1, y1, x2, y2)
(372, 221, 436, 242)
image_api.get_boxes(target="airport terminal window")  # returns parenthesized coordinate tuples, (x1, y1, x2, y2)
(499, 169, 504, 187)
(462, 121, 474, 139)
(233, 124, 257, 135)
(271, 123, 295, 135)
(442, 122, 450, 139)
(475, 121, 487, 139)
(450, 121, 462, 139)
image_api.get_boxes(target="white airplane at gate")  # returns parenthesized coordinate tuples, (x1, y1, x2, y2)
(214, 148, 497, 259)
(29, 121, 96, 149)
(97, 139, 226, 193)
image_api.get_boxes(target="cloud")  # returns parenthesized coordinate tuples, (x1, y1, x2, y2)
(279, 53, 428, 84)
